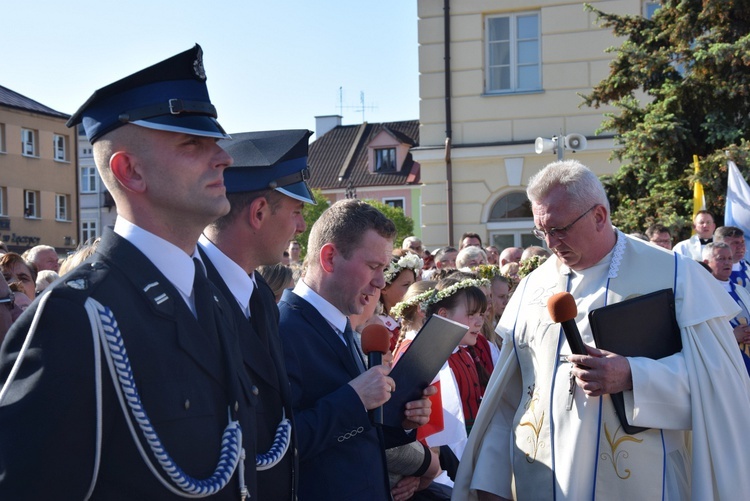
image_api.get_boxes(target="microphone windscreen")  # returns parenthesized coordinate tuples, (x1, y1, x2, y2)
(361, 324, 391, 355)
(547, 292, 578, 323)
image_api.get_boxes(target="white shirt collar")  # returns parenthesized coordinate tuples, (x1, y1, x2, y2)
(293, 279, 348, 334)
(114, 216, 197, 302)
(198, 234, 255, 318)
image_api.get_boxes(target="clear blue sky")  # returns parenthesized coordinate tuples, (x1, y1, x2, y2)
(2, 0, 419, 138)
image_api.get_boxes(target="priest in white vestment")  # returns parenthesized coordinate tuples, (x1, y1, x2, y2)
(452, 160, 750, 501)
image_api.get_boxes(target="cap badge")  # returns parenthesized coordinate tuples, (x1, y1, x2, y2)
(193, 47, 206, 80)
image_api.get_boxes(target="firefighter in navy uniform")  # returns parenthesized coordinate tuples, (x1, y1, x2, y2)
(200, 129, 317, 500)
(0, 45, 260, 500)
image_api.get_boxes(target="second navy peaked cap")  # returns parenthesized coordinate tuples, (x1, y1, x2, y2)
(67, 44, 228, 143)
(221, 129, 316, 204)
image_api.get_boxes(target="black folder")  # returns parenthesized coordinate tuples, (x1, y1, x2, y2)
(588, 288, 682, 434)
(383, 314, 469, 427)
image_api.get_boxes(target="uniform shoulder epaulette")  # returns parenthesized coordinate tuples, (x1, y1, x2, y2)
(46, 260, 111, 304)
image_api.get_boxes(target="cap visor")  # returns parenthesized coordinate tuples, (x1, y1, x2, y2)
(132, 115, 230, 139)
(276, 181, 316, 205)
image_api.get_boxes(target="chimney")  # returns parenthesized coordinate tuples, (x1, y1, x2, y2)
(315, 115, 342, 138)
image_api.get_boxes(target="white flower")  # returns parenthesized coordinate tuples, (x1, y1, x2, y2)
(384, 253, 424, 284)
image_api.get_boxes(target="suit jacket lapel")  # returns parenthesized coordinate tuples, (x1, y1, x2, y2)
(200, 250, 281, 391)
(285, 291, 361, 379)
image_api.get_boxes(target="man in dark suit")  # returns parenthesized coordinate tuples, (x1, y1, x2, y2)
(0, 45, 259, 499)
(278, 199, 435, 500)
(200, 129, 316, 500)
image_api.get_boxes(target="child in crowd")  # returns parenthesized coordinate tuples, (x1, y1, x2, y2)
(379, 251, 423, 350)
(410, 275, 489, 488)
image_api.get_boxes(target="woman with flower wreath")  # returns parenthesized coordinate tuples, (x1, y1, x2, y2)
(402, 275, 488, 489)
(379, 250, 424, 351)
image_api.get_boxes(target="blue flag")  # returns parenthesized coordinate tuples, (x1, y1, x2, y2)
(725, 160, 750, 261)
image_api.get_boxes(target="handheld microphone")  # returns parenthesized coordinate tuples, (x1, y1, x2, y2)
(360, 323, 392, 425)
(547, 292, 588, 356)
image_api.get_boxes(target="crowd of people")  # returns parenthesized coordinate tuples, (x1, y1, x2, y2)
(0, 44, 749, 501)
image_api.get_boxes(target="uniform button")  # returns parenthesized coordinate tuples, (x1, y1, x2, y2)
(184, 399, 190, 410)
(252, 386, 259, 396)
(234, 401, 239, 412)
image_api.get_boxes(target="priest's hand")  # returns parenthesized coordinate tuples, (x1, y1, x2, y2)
(568, 346, 632, 397)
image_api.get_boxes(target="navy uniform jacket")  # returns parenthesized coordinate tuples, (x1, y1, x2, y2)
(278, 289, 393, 501)
(0, 228, 258, 500)
(200, 250, 297, 501)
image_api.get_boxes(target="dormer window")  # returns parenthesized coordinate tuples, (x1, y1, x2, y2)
(375, 148, 397, 172)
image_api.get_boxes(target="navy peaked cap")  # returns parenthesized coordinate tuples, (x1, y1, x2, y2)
(66, 44, 228, 143)
(221, 129, 316, 204)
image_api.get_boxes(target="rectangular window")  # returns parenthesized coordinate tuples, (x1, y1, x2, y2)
(56, 194, 70, 221)
(0, 187, 6, 216)
(81, 166, 98, 193)
(22, 129, 37, 157)
(0, 123, 5, 153)
(54, 134, 67, 161)
(375, 148, 397, 172)
(383, 197, 405, 210)
(24, 190, 39, 218)
(81, 220, 98, 243)
(486, 12, 541, 93)
(644, 2, 660, 18)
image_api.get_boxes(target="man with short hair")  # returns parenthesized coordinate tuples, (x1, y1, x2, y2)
(673, 210, 716, 259)
(0, 45, 259, 499)
(402, 236, 424, 256)
(714, 225, 750, 290)
(498, 246, 522, 267)
(646, 223, 673, 250)
(25, 244, 60, 272)
(459, 232, 482, 250)
(454, 160, 750, 500)
(484, 245, 500, 265)
(278, 199, 434, 500)
(703, 242, 750, 374)
(288, 240, 302, 264)
(200, 129, 316, 500)
(434, 246, 458, 271)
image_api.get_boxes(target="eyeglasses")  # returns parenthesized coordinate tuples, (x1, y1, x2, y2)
(532, 205, 598, 241)
(0, 291, 15, 311)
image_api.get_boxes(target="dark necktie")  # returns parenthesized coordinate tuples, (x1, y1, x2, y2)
(343, 319, 366, 374)
(249, 285, 270, 348)
(192, 258, 218, 337)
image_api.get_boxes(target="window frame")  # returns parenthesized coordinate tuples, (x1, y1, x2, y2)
(80, 165, 98, 193)
(382, 197, 405, 210)
(0, 187, 6, 216)
(485, 11, 542, 94)
(81, 219, 99, 243)
(374, 147, 397, 172)
(24, 190, 39, 218)
(644, 1, 660, 18)
(0, 123, 5, 153)
(56, 194, 70, 221)
(22, 128, 37, 157)
(54, 134, 67, 162)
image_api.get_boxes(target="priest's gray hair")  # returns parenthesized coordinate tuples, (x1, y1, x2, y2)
(527, 160, 610, 215)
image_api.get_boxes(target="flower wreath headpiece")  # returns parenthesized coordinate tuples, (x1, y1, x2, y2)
(475, 264, 515, 288)
(384, 253, 424, 284)
(421, 277, 490, 308)
(389, 287, 436, 319)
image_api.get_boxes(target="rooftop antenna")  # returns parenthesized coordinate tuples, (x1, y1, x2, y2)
(338, 88, 378, 123)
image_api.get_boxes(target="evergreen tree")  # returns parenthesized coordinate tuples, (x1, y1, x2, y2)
(581, 1, 750, 237)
